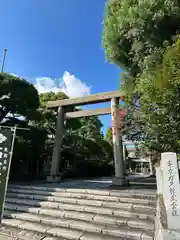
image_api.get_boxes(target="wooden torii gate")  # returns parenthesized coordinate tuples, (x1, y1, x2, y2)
(46, 90, 129, 186)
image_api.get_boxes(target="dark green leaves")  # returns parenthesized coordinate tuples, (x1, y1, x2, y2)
(102, 0, 180, 75)
(0, 73, 39, 122)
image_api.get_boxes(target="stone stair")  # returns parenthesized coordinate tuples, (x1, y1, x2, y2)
(1, 184, 156, 240)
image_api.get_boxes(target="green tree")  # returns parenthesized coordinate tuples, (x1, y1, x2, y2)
(102, 0, 180, 154)
(0, 73, 39, 123)
(136, 38, 180, 153)
(34, 91, 68, 135)
(10, 123, 46, 181)
(62, 116, 109, 168)
(78, 116, 103, 140)
(102, 0, 180, 76)
(39, 91, 68, 106)
(119, 104, 144, 141)
(0, 74, 47, 181)
(105, 127, 112, 144)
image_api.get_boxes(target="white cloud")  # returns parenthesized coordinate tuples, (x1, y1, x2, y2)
(35, 71, 91, 98)
(35, 77, 59, 94)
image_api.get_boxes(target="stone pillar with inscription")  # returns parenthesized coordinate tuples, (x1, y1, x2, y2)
(161, 152, 180, 230)
(111, 97, 128, 186)
(47, 106, 65, 182)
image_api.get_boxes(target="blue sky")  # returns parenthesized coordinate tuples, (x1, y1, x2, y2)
(0, 0, 122, 133)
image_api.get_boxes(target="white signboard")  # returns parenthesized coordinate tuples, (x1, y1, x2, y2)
(161, 152, 180, 230)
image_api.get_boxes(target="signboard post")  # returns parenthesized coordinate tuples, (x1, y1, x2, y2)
(0, 126, 16, 223)
(161, 152, 180, 230)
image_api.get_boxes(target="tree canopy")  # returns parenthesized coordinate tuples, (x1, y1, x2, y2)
(34, 91, 69, 136)
(136, 39, 180, 153)
(0, 73, 45, 181)
(102, 0, 180, 155)
(0, 73, 39, 123)
(103, 0, 180, 75)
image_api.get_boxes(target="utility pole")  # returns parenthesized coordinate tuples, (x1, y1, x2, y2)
(1, 49, 7, 73)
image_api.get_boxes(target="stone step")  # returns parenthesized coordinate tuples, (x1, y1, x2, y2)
(6, 193, 156, 213)
(5, 185, 156, 239)
(2, 218, 84, 240)
(6, 191, 156, 206)
(0, 225, 123, 240)
(4, 206, 154, 231)
(5, 202, 155, 222)
(5, 197, 155, 217)
(7, 185, 156, 200)
(4, 203, 154, 226)
(0, 225, 58, 240)
(0, 223, 124, 240)
(2, 217, 153, 240)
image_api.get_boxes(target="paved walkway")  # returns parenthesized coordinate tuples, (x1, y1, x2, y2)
(8, 175, 156, 195)
(9, 174, 156, 190)
(36, 175, 156, 191)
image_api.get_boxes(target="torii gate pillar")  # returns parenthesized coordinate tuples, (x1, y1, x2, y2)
(47, 106, 64, 182)
(111, 97, 129, 186)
